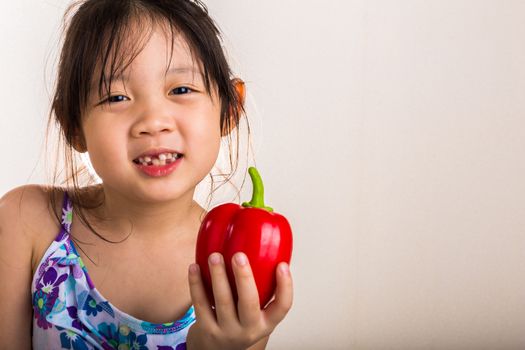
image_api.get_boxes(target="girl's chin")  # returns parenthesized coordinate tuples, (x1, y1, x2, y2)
(132, 184, 192, 202)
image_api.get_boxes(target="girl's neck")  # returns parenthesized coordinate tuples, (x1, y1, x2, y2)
(81, 185, 205, 242)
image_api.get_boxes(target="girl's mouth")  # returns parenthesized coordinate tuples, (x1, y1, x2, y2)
(132, 152, 182, 166)
(133, 153, 184, 177)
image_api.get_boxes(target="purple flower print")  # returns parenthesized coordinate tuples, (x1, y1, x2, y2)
(37, 266, 69, 296)
(67, 306, 82, 331)
(33, 266, 68, 329)
(61, 199, 73, 232)
(56, 253, 84, 279)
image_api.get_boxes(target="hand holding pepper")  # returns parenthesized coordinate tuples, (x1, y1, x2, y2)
(186, 252, 293, 350)
(186, 166, 294, 349)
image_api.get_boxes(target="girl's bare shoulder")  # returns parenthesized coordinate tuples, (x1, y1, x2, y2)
(0, 184, 63, 230)
(0, 185, 65, 268)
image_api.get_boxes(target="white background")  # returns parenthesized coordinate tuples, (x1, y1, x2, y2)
(1, 1, 525, 349)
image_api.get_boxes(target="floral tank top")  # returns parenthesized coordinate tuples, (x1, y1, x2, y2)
(31, 191, 196, 349)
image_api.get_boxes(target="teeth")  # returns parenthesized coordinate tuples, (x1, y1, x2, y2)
(136, 152, 182, 166)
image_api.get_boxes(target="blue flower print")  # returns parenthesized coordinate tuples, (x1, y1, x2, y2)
(117, 325, 148, 350)
(157, 344, 187, 350)
(59, 329, 89, 350)
(83, 295, 103, 317)
(98, 322, 119, 349)
(33, 289, 57, 330)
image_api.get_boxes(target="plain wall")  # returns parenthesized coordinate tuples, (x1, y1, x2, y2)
(1, 1, 525, 349)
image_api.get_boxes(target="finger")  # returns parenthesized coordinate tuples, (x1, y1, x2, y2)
(188, 263, 217, 328)
(208, 252, 238, 327)
(263, 262, 293, 327)
(232, 252, 262, 327)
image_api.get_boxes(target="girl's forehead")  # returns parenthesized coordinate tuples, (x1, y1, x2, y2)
(109, 22, 193, 63)
(92, 24, 203, 84)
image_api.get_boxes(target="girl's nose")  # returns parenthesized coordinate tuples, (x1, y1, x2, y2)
(130, 105, 176, 138)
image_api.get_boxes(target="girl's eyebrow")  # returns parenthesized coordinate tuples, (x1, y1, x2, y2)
(113, 66, 202, 83)
(91, 66, 203, 91)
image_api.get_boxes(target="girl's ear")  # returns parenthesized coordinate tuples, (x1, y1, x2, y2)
(222, 78, 246, 137)
(232, 78, 246, 109)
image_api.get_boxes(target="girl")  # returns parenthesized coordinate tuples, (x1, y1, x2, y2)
(0, 0, 293, 349)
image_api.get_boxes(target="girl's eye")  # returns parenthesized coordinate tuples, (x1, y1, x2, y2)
(100, 87, 193, 105)
(100, 95, 128, 104)
(171, 86, 193, 95)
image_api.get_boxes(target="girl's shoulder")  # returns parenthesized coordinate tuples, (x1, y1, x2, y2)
(0, 184, 66, 269)
(0, 184, 64, 230)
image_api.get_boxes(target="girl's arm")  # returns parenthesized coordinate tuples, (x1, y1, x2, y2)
(0, 186, 42, 349)
(247, 335, 270, 350)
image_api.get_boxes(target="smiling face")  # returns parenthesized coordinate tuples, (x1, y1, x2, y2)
(80, 23, 222, 204)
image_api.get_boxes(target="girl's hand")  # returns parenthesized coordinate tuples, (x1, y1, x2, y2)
(186, 252, 293, 350)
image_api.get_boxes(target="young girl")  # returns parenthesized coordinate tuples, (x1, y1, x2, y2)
(0, 1, 293, 349)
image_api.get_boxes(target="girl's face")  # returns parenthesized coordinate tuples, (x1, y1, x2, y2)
(82, 25, 222, 203)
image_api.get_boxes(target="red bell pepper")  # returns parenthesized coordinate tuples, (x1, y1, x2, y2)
(195, 166, 293, 309)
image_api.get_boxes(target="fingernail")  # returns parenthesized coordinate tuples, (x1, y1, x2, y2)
(235, 252, 247, 266)
(209, 253, 222, 265)
(279, 263, 289, 275)
(189, 264, 199, 275)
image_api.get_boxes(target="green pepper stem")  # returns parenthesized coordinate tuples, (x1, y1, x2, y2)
(242, 166, 273, 212)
